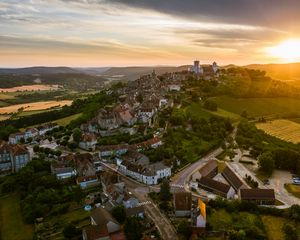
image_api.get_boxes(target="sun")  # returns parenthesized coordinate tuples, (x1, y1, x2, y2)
(267, 39, 300, 62)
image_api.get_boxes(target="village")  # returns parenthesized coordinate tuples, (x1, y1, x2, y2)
(0, 61, 299, 240)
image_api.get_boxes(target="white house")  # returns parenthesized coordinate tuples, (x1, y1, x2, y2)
(9, 132, 24, 144)
(118, 160, 171, 185)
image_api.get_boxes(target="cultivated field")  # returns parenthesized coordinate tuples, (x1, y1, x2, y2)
(0, 84, 60, 92)
(0, 100, 72, 114)
(213, 96, 300, 117)
(256, 119, 300, 144)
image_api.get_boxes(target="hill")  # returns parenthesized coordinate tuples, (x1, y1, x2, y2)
(0, 73, 107, 90)
(101, 65, 190, 80)
(245, 62, 300, 81)
(0, 67, 80, 75)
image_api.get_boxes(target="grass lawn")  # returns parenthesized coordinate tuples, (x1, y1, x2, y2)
(186, 102, 240, 122)
(53, 113, 82, 126)
(213, 96, 300, 118)
(284, 184, 300, 199)
(0, 193, 33, 240)
(262, 215, 286, 240)
(256, 119, 300, 144)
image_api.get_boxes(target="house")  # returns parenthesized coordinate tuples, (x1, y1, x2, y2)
(90, 208, 121, 233)
(173, 192, 192, 217)
(123, 196, 139, 209)
(133, 137, 162, 151)
(222, 166, 244, 192)
(98, 145, 129, 158)
(61, 153, 96, 177)
(192, 198, 206, 228)
(37, 123, 58, 136)
(192, 160, 218, 181)
(9, 132, 24, 144)
(51, 162, 77, 179)
(115, 105, 136, 126)
(239, 189, 275, 205)
(24, 128, 39, 140)
(83, 208, 125, 240)
(137, 104, 156, 124)
(77, 175, 99, 188)
(81, 120, 99, 134)
(198, 177, 235, 199)
(0, 142, 30, 174)
(118, 159, 171, 185)
(96, 109, 123, 130)
(79, 133, 98, 151)
(126, 206, 145, 218)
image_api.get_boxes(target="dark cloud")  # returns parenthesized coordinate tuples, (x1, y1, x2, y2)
(96, 0, 300, 29)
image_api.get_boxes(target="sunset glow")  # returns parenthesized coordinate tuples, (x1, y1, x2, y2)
(267, 39, 300, 62)
(1, 1, 300, 67)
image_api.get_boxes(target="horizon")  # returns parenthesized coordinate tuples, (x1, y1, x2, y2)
(2, 1, 300, 67)
(3, 61, 300, 69)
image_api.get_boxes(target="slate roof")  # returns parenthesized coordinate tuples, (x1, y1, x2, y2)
(173, 192, 192, 211)
(199, 176, 231, 194)
(240, 189, 275, 200)
(199, 160, 218, 177)
(222, 166, 243, 191)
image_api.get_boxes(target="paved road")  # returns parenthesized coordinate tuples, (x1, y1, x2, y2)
(171, 147, 223, 186)
(100, 162, 178, 240)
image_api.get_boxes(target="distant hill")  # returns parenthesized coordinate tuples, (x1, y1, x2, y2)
(0, 66, 80, 75)
(245, 63, 300, 81)
(74, 67, 110, 75)
(101, 65, 190, 81)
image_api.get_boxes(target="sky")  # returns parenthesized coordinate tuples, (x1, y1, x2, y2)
(1, 0, 300, 67)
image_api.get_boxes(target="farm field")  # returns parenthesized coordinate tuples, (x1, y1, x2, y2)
(0, 194, 33, 240)
(0, 84, 60, 92)
(256, 119, 300, 144)
(213, 96, 300, 117)
(0, 100, 72, 114)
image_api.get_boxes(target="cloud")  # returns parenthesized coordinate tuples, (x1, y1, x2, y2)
(98, 0, 300, 29)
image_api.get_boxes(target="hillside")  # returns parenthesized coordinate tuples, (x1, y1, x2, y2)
(245, 62, 300, 81)
(0, 67, 80, 75)
(0, 73, 107, 90)
(101, 65, 190, 80)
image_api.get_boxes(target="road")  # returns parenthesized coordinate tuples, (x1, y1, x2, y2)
(171, 147, 223, 186)
(100, 162, 178, 240)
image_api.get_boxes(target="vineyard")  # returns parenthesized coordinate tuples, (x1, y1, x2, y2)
(256, 119, 300, 144)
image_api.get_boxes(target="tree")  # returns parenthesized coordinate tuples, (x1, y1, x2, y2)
(282, 223, 298, 240)
(240, 110, 248, 119)
(258, 151, 275, 175)
(33, 145, 40, 153)
(136, 93, 143, 103)
(177, 219, 191, 240)
(203, 100, 217, 111)
(63, 223, 79, 239)
(72, 128, 82, 143)
(124, 217, 143, 240)
(112, 205, 126, 223)
(159, 179, 171, 201)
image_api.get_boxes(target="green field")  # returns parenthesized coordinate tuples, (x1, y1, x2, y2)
(285, 184, 300, 199)
(0, 194, 33, 240)
(186, 102, 241, 121)
(212, 96, 300, 117)
(54, 113, 82, 126)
